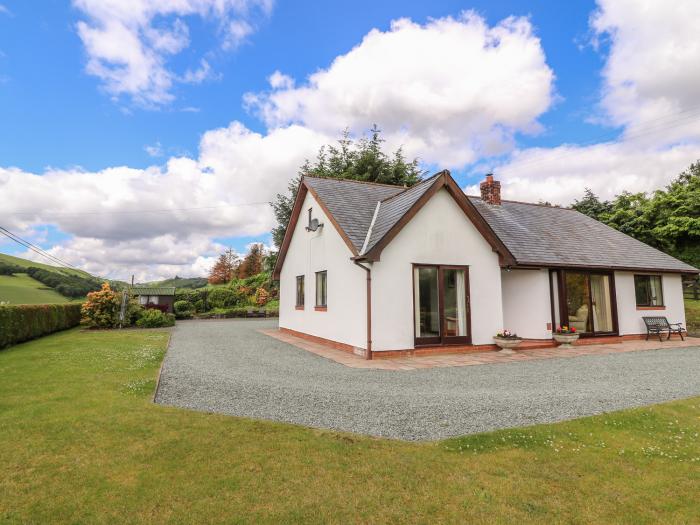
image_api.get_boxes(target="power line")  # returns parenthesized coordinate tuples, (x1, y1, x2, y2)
(0, 226, 82, 272)
(7, 201, 271, 218)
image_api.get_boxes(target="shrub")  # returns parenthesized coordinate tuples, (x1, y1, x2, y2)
(193, 299, 205, 313)
(136, 309, 175, 328)
(255, 287, 269, 306)
(81, 283, 138, 328)
(0, 303, 82, 348)
(207, 287, 238, 309)
(26, 267, 101, 298)
(0, 262, 24, 275)
(174, 300, 193, 319)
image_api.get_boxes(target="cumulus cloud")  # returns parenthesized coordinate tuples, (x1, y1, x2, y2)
(0, 123, 326, 280)
(591, 0, 700, 143)
(73, 0, 273, 106)
(245, 12, 555, 167)
(485, 0, 700, 204)
(467, 142, 700, 205)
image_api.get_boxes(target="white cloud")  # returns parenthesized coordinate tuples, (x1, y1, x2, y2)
(6, 6, 700, 280)
(0, 4, 10, 16)
(468, 141, 700, 205)
(483, 0, 700, 205)
(246, 12, 555, 167)
(73, 0, 273, 106)
(0, 123, 325, 280)
(591, 0, 700, 143)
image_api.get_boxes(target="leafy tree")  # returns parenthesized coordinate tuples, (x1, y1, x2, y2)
(239, 243, 264, 279)
(570, 160, 700, 268)
(270, 126, 425, 248)
(207, 249, 239, 284)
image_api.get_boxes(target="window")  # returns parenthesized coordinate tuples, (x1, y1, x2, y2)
(413, 265, 470, 345)
(308, 208, 312, 228)
(315, 271, 327, 308)
(634, 275, 664, 307)
(295, 275, 304, 308)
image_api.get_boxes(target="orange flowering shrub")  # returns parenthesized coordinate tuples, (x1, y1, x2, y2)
(255, 287, 269, 306)
(81, 283, 122, 328)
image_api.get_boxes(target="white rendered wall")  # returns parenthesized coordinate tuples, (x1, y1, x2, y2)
(501, 269, 553, 339)
(614, 272, 686, 335)
(371, 188, 504, 350)
(279, 192, 367, 349)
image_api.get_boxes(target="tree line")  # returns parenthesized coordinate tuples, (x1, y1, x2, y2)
(571, 161, 700, 269)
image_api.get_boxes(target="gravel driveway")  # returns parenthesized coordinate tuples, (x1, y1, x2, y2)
(154, 319, 700, 441)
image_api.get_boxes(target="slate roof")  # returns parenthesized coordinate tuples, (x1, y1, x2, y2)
(303, 176, 403, 252)
(363, 173, 443, 253)
(130, 286, 176, 296)
(468, 197, 698, 272)
(300, 174, 698, 273)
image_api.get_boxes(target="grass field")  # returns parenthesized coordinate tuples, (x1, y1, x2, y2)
(686, 299, 700, 333)
(0, 273, 71, 304)
(0, 329, 698, 523)
(0, 252, 92, 278)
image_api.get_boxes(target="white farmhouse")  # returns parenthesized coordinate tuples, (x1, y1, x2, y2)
(273, 171, 697, 359)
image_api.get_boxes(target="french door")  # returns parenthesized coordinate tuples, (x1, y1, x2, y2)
(413, 265, 471, 346)
(560, 271, 617, 336)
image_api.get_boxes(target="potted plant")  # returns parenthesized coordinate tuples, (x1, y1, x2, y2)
(493, 329, 522, 354)
(553, 325, 579, 348)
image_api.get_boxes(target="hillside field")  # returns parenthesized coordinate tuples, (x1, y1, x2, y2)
(0, 253, 92, 278)
(0, 274, 70, 304)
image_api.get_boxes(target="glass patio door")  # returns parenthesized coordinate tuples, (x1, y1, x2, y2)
(414, 265, 470, 345)
(562, 271, 616, 335)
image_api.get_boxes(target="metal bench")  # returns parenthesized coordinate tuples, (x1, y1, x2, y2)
(642, 316, 687, 341)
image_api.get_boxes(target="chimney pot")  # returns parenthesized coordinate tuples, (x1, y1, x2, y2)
(480, 173, 501, 205)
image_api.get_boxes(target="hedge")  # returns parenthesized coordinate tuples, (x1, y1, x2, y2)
(0, 303, 82, 349)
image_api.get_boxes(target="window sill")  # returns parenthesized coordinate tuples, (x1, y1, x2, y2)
(295, 305, 304, 310)
(636, 306, 665, 310)
(314, 306, 327, 312)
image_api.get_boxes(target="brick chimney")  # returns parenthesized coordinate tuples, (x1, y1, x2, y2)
(480, 173, 501, 205)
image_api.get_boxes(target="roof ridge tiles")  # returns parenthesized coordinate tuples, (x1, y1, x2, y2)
(302, 175, 408, 189)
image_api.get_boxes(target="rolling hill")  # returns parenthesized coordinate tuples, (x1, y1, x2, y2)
(0, 253, 100, 305)
(0, 274, 71, 305)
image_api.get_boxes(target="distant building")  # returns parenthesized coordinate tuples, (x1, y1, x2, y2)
(130, 286, 176, 313)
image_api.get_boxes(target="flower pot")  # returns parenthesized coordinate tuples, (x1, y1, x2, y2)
(553, 333, 579, 348)
(493, 337, 522, 354)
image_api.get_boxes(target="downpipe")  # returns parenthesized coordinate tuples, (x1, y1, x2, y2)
(353, 259, 372, 360)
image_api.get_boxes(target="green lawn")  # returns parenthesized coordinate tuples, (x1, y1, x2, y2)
(0, 273, 71, 304)
(1, 330, 698, 523)
(686, 299, 700, 333)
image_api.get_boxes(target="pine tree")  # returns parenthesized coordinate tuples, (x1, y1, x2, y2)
(270, 126, 425, 248)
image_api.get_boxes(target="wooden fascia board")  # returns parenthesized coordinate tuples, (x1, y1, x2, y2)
(272, 181, 308, 280)
(362, 171, 517, 266)
(272, 179, 359, 280)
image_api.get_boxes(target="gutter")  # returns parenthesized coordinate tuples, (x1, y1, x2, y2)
(352, 259, 373, 360)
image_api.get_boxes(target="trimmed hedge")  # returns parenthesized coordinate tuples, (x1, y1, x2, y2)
(0, 303, 82, 348)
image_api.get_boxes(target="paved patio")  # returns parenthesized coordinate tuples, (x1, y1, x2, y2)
(155, 319, 700, 440)
(261, 328, 699, 370)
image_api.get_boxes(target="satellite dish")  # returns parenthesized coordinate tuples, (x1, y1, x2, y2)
(306, 218, 323, 232)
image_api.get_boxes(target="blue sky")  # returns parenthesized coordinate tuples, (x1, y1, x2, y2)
(1, 0, 604, 173)
(0, 0, 698, 280)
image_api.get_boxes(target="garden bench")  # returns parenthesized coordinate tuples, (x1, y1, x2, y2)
(642, 316, 687, 341)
